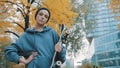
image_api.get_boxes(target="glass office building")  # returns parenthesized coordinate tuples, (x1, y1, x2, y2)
(85, 0, 120, 68)
(91, 31, 120, 68)
(86, 0, 119, 37)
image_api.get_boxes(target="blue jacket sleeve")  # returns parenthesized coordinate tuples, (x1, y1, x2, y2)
(4, 43, 21, 63)
(4, 34, 25, 64)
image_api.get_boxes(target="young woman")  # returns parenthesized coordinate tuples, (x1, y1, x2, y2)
(4, 8, 66, 68)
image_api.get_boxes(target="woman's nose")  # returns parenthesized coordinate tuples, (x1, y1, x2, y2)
(41, 16, 44, 19)
(41, 17, 44, 19)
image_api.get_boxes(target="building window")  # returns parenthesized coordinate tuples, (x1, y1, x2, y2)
(118, 32, 120, 39)
(118, 59, 120, 66)
(99, 60, 116, 67)
(116, 42, 120, 48)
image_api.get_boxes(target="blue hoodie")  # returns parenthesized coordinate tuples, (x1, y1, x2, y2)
(4, 26, 66, 68)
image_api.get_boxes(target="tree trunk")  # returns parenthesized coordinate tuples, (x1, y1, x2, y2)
(25, 14, 29, 31)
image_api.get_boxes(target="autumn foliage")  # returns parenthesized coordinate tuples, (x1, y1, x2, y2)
(109, 0, 120, 21)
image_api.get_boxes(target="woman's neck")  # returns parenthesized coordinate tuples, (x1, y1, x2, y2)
(34, 24, 44, 31)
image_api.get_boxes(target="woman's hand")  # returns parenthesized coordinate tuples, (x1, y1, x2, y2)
(55, 42, 62, 53)
(19, 52, 38, 64)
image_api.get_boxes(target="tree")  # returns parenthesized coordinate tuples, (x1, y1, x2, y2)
(0, 1, 11, 42)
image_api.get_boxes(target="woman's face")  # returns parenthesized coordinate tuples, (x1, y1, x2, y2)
(36, 10, 49, 26)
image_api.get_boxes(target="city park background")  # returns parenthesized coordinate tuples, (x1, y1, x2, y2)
(0, 0, 119, 68)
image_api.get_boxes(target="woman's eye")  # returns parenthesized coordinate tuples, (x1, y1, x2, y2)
(45, 15, 48, 18)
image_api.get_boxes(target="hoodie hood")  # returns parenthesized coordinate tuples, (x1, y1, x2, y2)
(26, 26, 51, 33)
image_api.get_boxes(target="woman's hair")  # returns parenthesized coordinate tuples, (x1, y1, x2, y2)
(35, 8, 51, 23)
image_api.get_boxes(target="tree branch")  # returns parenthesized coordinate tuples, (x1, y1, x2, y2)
(5, 31, 19, 38)
(12, 22, 25, 30)
(17, 7, 26, 18)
